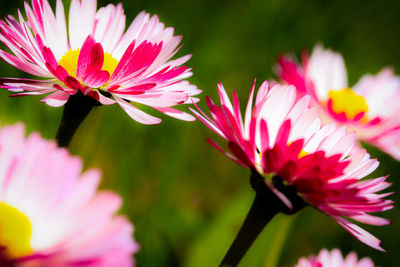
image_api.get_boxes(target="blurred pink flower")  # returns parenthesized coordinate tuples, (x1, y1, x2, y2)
(0, 0, 200, 124)
(190, 80, 393, 251)
(277, 44, 400, 160)
(294, 248, 374, 267)
(0, 123, 138, 266)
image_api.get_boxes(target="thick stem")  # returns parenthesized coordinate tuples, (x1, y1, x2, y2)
(219, 170, 306, 267)
(55, 92, 100, 147)
(219, 191, 280, 266)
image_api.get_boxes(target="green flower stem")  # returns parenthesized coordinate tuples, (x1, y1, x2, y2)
(219, 170, 306, 267)
(55, 92, 100, 147)
(219, 187, 280, 267)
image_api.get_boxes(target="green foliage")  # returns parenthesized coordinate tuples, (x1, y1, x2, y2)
(185, 189, 293, 267)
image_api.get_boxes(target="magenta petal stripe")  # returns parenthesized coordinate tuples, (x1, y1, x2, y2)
(0, 123, 138, 266)
(294, 248, 375, 267)
(277, 44, 400, 160)
(190, 80, 393, 251)
(0, 0, 201, 124)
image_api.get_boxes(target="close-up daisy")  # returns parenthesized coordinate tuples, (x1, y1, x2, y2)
(190, 80, 393, 252)
(294, 248, 374, 267)
(0, 0, 200, 125)
(0, 123, 138, 266)
(276, 45, 400, 160)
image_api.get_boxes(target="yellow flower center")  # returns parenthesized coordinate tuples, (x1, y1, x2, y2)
(59, 49, 80, 77)
(103, 53, 119, 76)
(328, 88, 369, 120)
(0, 202, 33, 258)
(59, 49, 119, 78)
(298, 150, 308, 158)
(259, 146, 308, 160)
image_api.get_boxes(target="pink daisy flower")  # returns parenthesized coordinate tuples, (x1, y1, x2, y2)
(0, 123, 138, 266)
(276, 44, 400, 159)
(294, 248, 374, 267)
(190, 80, 393, 251)
(0, 0, 200, 124)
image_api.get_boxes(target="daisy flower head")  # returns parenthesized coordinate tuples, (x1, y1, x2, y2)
(0, 0, 200, 124)
(294, 248, 374, 267)
(190, 80, 393, 251)
(0, 123, 138, 266)
(276, 44, 400, 160)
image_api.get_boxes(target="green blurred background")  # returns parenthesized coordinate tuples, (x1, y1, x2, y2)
(1, 0, 400, 266)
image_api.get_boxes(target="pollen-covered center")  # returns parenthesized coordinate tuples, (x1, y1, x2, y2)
(298, 150, 308, 158)
(258, 145, 308, 160)
(0, 202, 33, 258)
(102, 52, 119, 77)
(328, 88, 369, 120)
(59, 49, 119, 78)
(289, 142, 308, 159)
(58, 49, 80, 77)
